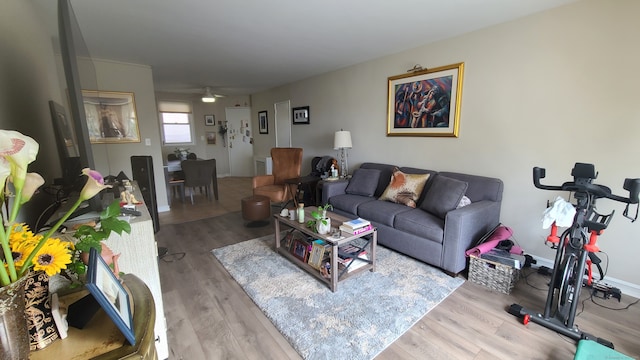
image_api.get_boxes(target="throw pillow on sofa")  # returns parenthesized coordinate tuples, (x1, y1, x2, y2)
(378, 168, 430, 208)
(420, 175, 468, 218)
(345, 168, 381, 197)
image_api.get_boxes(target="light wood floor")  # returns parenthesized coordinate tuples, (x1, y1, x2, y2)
(156, 177, 640, 360)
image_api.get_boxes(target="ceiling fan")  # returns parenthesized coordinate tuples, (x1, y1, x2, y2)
(201, 86, 224, 103)
(160, 86, 226, 102)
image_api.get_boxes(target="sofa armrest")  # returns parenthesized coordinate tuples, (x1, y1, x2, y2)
(321, 179, 349, 204)
(441, 200, 501, 274)
(252, 175, 275, 189)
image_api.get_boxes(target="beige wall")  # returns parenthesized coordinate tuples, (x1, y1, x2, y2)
(87, 58, 170, 211)
(251, 0, 640, 289)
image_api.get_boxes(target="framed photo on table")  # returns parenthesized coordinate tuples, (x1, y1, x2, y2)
(292, 239, 308, 261)
(258, 110, 268, 134)
(387, 62, 464, 137)
(81, 90, 141, 143)
(292, 106, 310, 124)
(86, 247, 135, 345)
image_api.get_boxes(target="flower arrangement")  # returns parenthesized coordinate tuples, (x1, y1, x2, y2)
(174, 147, 190, 159)
(0, 130, 117, 288)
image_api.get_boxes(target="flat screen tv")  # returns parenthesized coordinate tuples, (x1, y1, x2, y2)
(54, 0, 103, 218)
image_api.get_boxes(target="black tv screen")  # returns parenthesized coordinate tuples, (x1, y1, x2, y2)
(56, 0, 103, 213)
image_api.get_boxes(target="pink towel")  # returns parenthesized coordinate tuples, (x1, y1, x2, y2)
(465, 226, 514, 257)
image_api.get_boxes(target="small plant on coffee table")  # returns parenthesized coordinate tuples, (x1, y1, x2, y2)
(306, 204, 333, 234)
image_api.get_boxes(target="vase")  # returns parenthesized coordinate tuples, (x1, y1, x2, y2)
(24, 271, 59, 351)
(317, 218, 331, 235)
(0, 275, 30, 360)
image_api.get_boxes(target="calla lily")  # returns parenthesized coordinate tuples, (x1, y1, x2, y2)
(20, 173, 45, 204)
(0, 130, 39, 193)
(0, 164, 9, 200)
(79, 168, 111, 201)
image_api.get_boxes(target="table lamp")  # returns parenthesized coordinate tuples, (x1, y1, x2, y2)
(333, 129, 352, 178)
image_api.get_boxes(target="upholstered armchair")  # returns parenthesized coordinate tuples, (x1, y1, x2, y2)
(252, 148, 303, 204)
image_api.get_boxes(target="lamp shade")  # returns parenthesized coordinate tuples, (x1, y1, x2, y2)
(333, 130, 352, 149)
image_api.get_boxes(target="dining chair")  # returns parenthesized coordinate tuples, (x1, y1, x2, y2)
(186, 152, 197, 160)
(167, 153, 179, 161)
(163, 166, 184, 205)
(180, 159, 217, 204)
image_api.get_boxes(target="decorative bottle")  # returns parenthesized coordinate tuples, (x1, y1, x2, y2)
(297, 203, 305, 223)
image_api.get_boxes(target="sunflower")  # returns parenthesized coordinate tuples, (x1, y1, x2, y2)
(31, 238, 73, 276)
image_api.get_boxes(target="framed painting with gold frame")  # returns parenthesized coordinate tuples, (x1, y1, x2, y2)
(82, 90, 141, 143)
(387, 62, 464, 137)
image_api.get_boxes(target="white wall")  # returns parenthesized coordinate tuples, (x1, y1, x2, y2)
(251, 0, 640, 289)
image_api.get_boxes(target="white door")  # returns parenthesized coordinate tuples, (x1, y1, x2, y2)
(275, 100, 291, 147)
(225, 107, 254, 176)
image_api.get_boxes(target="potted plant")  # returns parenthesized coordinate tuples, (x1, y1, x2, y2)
(306, 204, 333, 234)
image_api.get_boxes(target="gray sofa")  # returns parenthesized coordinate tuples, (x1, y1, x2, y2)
(321, 162, 503, 275)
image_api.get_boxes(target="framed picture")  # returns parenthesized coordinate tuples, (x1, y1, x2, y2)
(205, 114, 215, 126)
(258, 110, 268, 134)
(86, 247, 135, 345)
(292, 239, 308, 261)
(81, 90, 141, 143)
(206, 131, 216, 145)
(387, 62, 464, 137)
(292, 106, 310, 125)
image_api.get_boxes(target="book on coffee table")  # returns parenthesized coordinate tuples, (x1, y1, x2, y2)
(341, 218, 371, 230)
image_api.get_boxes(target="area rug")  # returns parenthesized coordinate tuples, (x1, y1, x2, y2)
(212, 234, 465, 360)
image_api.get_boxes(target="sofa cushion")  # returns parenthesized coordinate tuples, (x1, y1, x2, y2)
(394, 209, 445, 244)
(345, 168, 381, 197)
(357, 200, 413, 227)
(378, 168, 430, 208)
(420, 175, 468, 219)
(328, 194, 376, 215)
(359, 163, 397, 197)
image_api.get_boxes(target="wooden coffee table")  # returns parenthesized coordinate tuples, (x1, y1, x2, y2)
(274, 206, 377, 292)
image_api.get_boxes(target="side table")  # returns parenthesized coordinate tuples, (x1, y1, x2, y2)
(30, 274, 157, 360)
(284, 176, 321, 207)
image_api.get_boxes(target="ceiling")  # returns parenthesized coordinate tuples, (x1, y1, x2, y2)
(35, 0, 577, 96)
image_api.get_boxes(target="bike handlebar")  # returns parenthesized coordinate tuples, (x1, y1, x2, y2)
(533, 164, 640, 205)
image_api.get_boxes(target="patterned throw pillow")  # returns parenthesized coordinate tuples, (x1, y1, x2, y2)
(378, 168, 430, 208)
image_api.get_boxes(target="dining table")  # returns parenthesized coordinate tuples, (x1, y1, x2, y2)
(164, 159, 219, 201)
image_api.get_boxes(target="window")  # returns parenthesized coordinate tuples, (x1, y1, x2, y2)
(158, 101, 193, 144)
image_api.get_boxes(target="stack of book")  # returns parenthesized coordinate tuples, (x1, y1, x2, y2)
(339, 218, 372, 235)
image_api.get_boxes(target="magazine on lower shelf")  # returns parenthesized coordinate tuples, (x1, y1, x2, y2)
(338, 253, 369, 272)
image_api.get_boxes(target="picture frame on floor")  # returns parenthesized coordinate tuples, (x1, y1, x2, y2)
(387, 62, 464, 137)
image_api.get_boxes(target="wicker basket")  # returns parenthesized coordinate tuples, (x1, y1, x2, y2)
(468, 255, 520, 294)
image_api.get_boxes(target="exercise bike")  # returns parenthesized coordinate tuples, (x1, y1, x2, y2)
(509, 163, 640, 348)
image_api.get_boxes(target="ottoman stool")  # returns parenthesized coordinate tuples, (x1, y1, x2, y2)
(241, 195, 271, 227)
